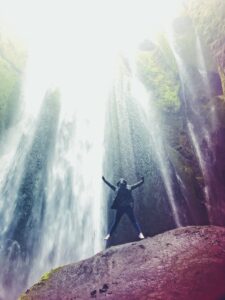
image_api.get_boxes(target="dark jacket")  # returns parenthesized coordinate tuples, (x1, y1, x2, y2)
(103, 177, 144, 210)
(111, 186, 133, 209)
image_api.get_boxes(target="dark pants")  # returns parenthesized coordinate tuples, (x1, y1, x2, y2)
(109, 206, 142, 235)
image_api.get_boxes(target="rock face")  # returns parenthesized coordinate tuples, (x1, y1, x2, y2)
(20, 226, 225, 300)
(186, 0, 225, 92)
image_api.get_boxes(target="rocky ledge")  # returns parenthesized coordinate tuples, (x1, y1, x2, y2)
(20, 226, 225, 300)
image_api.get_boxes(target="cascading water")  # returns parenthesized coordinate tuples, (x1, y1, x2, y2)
(0, 0, 225, 298)
(104, 55, 187, 244)
(167, 23, 223, 224)
(28, 92, 107, 285)
(0, 52, 53, 299)
(0, 12, 111, 298)
(0, 55, 108, 299)
(131, 77, 183, 227)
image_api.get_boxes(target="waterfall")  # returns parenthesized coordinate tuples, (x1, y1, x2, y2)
(0, 35, 108, 300)
(104, 55, 185, 239)
(1, 1, 225, 298)
(28, 91, 107, 286)
(167, 24, 223, 224)
(131, 78, 183, 227)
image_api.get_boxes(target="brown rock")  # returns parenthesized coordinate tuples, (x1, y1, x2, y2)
(20, 226, 225, 300)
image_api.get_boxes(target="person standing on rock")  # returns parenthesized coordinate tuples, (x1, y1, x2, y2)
(102, 176, 145, 240)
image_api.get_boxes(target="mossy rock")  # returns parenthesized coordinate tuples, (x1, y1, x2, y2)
(168, 146, 208, 224)
(137, 37, 180, 112)
(187, 0, 225, 50)
(40, 266, 62, 281)
(0, 28, 26, 135)
(19, 267, 62, 300)
(186, 0, 225, 93)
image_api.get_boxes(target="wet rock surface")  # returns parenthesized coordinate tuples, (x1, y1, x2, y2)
(20, 226, 225, 300)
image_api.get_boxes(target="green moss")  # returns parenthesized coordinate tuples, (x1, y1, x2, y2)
(187, 0, 225, 94)
(0, 29, 26, 135)
(41, 271, 52, 281)
(40, 266, 62, 281)
(137, 39, 180, 112)
(18, 295, 29, 300)
(187, 0, 225, 48)
(18, 266, 62, 299)
(18, 296, 27, 300)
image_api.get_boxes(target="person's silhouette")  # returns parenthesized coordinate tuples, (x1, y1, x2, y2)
(102, 176, 145, 240)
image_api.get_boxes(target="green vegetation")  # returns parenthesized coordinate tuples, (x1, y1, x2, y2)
(187, 0, 225, 93)
(187, 0, 225, 47)
(19, 267, 62, 299)
(0, 58, 21, 130)
(0, 29, 26, 135)
(40, 266, 62, 281)
(19, 294, 31, 300)
(136, 37, 180, 112)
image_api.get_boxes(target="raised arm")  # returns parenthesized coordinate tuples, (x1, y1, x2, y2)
(102, 176, 116, 191)
(131, 176, 144, 190)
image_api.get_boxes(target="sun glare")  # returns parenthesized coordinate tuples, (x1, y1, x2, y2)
(0, 0, 183, 115)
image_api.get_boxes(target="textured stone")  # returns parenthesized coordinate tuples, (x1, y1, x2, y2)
(20, 226, 225, 300)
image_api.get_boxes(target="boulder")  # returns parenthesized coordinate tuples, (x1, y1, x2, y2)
(20, 226, 225, 300)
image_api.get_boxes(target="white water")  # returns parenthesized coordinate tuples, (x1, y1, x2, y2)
(28, 98, 107, 285)
(0, 23, 111, 299)
(0, 1, 187, 298)
(167, 27, 218, 224)
(0, 55, 108, 300)
(131, 76, 183, 227)
(106, 55, 183, 227)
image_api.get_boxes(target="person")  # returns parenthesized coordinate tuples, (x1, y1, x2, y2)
(102, 176, 145, 240)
